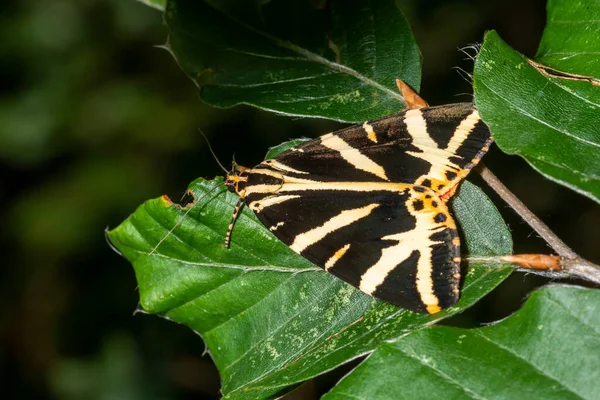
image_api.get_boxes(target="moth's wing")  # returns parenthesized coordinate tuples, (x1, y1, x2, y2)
(266, 103, 491, 198)
(249, 185, 460, 314)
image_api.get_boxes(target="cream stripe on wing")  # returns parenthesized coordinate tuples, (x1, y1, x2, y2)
(264, 159, 309, 174)
(325, 244, 351, 270)
(248, 168, 284, 179)
(269, 221, 285, 231)
(249, 194, 301, 212)
(358, 231, 416, 294)
(244, 184, 283, 195)
(404, 109, 480, 184)
(320, 135, 389, 181)
(359, 190, 446, 312)
(290, 204, 378, 253)
(278, 179, 412, 193)
(446, 110, 481, 154)
(362, 122, 378, 143)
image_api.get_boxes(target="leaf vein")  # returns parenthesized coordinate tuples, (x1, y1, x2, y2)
(475, 331, 585, 399)
(389, 345, 489, 400)
(214, 72, 339, 89)
(479, 80, 600, 148)
(222, 277, 340, 378)
(286, 265, 500, 380)
(544, 293, 600, 336)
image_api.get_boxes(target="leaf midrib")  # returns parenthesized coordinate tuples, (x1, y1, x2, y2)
(475, 331, 585, 399)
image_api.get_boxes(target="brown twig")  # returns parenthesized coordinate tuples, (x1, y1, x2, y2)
(476, 163, 600, 285)
(560, 258, 600, 285)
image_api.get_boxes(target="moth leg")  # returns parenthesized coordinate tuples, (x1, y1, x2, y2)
(395, 79, 429, 110)
(439, 182, 460, 203)
(225, 197, 245, 248)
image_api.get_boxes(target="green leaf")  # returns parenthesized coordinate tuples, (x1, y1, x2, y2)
(323, 286, 600, 400)
(137, 0, 165, 11)
(473, 27, 600, 203)
(264, 138, 311, 160)
(108, 145, 512, 399)
(537, 0, 600, 77)
(164, 0, 421, 122)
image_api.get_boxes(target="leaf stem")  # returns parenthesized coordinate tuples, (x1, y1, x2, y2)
(561, 258, 600, 285)
(476, 163, 600, 285)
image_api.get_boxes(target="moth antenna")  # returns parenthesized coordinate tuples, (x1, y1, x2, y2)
(198, 129, 229, 174)
(453, 92, 475, 102)
(452, 66, 473, 84)
(149, 182, 223, 256)
(224, 197, 245, 248)
(458, 43, 481, 61)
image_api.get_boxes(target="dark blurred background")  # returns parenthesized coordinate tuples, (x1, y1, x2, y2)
(1, 0, 598, 399)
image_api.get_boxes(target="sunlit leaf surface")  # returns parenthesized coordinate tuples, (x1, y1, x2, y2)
(536, 0, 600, 77)
(324, 286, 600, 400)
(473, 0, 600, 203)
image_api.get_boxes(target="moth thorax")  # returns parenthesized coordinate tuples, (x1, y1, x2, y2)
(224, 173, 248, 195)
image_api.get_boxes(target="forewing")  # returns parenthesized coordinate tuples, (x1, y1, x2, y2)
(268, 103, 491, 197)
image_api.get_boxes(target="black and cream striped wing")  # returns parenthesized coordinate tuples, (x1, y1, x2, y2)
(244, 181, 459, 313)
(263, 103, 491, 198)
(235, 103, 492, 314)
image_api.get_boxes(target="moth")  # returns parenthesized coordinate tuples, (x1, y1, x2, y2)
(223, 86, 492, 314)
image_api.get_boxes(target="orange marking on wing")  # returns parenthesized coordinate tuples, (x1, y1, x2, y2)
(426, 304, 442, 314)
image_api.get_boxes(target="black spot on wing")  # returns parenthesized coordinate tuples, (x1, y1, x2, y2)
(434, 213, 447, 223)
(412, 199, 424, 211)
(372, 250, 426, 313)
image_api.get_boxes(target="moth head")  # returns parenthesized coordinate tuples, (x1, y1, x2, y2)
(224, 163, 248, 194)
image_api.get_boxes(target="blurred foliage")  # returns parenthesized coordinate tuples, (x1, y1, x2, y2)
(0, 0, 598, 399)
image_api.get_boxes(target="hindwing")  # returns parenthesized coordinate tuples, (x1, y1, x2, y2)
(247, 182, 459, 313)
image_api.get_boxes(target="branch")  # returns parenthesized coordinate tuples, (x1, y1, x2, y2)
(476, 164, 600, 285)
